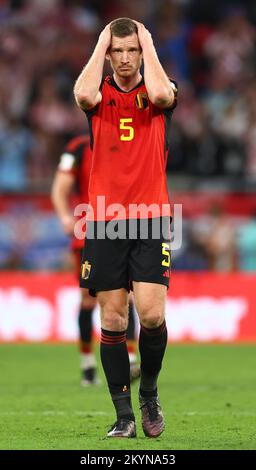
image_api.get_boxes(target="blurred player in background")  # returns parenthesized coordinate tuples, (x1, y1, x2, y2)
(51, 134, 140, 386)
(74, 18, 177, 438)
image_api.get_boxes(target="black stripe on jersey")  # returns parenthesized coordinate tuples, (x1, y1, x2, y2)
(66, 137, 87, 171)
(163, 106, 174, 154)
(163, 80, 178, 153)
(85, 109, 95, 151)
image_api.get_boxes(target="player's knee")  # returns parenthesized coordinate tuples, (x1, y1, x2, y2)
(102, 306, 128, 331)
(139, 308, 164, 329)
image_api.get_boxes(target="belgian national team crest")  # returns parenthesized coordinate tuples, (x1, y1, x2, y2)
(135, 92, 149, 110)
(81, 260, 91, 280)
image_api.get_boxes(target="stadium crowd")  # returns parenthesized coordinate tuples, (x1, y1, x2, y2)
(0, 0, 256, 271)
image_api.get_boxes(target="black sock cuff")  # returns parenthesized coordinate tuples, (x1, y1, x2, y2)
(140, 388, 158, 398)
(101, 329, 126, 344)
(119, 414, 135, 421)
(140, 320, 167, 336)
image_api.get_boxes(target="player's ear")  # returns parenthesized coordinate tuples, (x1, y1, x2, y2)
(106, 48, 110, 61)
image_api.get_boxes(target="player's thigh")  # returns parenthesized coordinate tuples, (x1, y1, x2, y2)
(133, 281, 167, 326)
(97, 288, 129, 331)
(129, 236, 171, 287)
(81, 235, 131, 293)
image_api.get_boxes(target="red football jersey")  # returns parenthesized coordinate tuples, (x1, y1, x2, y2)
(58, 135, 92, 249)
(85, 75, 177, 221)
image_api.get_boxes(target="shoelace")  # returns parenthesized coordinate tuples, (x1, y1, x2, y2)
(140, 399, 159, 421)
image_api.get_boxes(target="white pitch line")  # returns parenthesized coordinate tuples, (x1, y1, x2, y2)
(172, 411, 256, 417)
(0, 410, 255, 417)
(0, 410, 110, 416)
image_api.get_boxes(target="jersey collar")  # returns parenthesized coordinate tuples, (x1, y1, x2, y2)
(109, 75, 144, 93)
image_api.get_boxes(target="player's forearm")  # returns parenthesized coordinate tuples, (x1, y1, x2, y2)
(52, 189, 75, 236)
(142, 41, 174, 108)
(74, 42, 106, 109)
(74, 24, 111, 110)
(51, 186, 71, 222)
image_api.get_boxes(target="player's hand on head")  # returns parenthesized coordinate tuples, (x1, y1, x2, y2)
(99, 23, 112, 49)
(133, 20, 152, 47)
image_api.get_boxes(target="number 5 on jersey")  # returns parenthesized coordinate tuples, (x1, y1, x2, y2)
(162, 242, 171, 267)
(120, 118, 134, 141)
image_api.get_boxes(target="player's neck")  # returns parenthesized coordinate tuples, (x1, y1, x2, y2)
(113, 72, 142, 92)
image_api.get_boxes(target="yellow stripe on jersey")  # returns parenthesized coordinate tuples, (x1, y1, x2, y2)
(136, 92, 149, 110)
(136, 93, 143, 109)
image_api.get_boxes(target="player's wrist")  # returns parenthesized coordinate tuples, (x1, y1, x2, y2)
(95, 38, 110, 56)
(97, 36, 109, 46)
(140, 35, 154, 50)
(98, 26, 111, 50)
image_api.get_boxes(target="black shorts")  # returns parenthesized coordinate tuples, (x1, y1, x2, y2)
(80, 217, 171, 296)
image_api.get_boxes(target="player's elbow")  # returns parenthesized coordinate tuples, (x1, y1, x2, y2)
(150, 88, 174, 108)
(74, 90, 93, 111)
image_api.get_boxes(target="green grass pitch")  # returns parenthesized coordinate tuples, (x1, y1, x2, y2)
(0, 343, 255, 450)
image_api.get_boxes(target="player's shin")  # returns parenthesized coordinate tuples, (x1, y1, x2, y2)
(100, 329, 135, 420)
(139, 320, 167, 396)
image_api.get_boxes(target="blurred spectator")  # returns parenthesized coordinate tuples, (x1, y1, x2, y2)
(154, 0, 190, 81)
(0, 116, 32, 191)
(203, 6, 255, 89)
(237, 212, 256, 271)
(245, 80, 256, 181)
(172, 83, 218, 175)
(171, 215, 209, 271)
(0, 0, 256, 191)
(191, 203, 237, 272)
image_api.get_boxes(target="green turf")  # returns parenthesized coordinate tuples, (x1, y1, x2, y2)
(0, 344, 255, 450)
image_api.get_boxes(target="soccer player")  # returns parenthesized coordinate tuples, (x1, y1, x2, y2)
(51, 134, 140, 386)
(74, 18, 177, 437)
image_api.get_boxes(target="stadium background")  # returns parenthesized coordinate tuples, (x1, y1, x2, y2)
(0, 0, 256, 451)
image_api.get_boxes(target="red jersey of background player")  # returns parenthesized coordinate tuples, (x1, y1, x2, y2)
(58, 135, 92, 249)
(85, 75, 177, 221)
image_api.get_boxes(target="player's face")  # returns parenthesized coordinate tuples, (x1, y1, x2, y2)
(107, 33, 142, 78)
